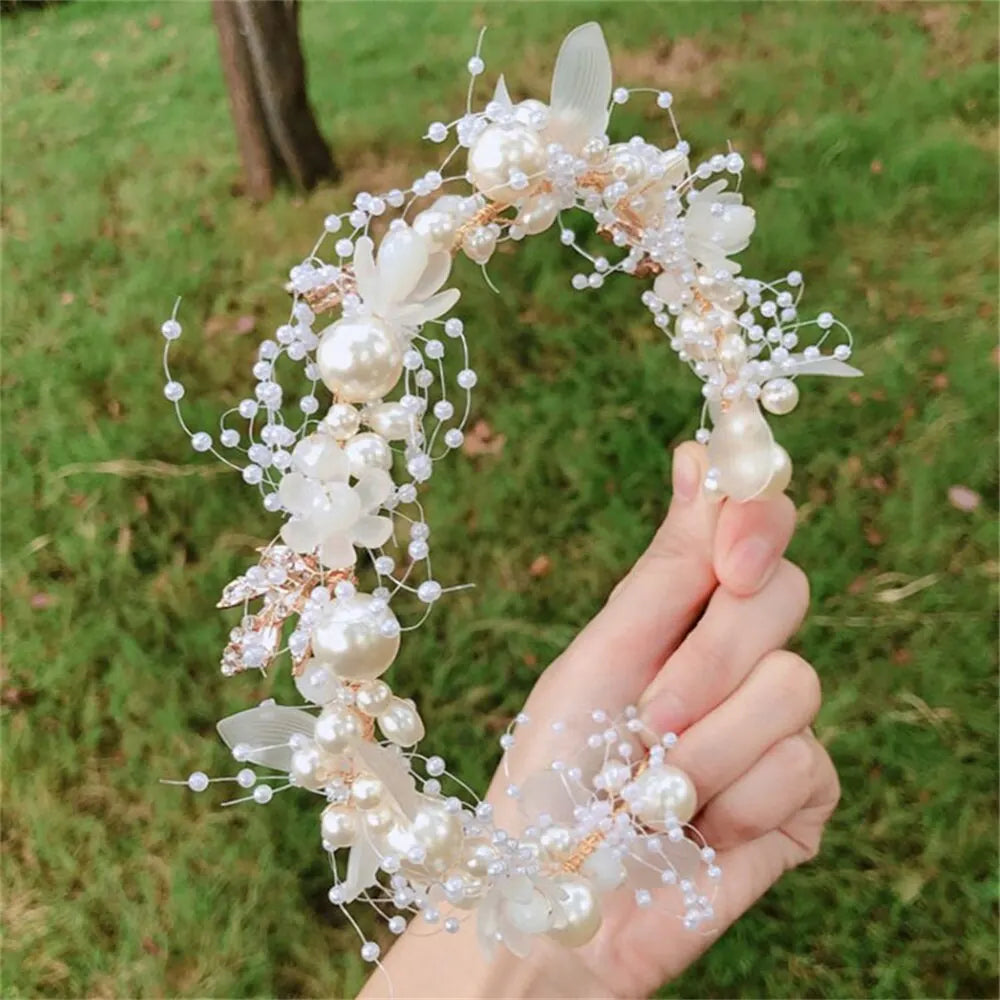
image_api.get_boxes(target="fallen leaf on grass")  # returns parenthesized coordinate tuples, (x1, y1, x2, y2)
(947, 485, 981, 512)
(529, 555, 552, 578)
(873, 573, 939, 603)
(29, 593, 56, 610)
(462, 420, 505, 457)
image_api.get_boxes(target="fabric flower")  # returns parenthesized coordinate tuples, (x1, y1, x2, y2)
(278, 432, 394, 568)
(476, 873, 567, 958)
(684, 179, 756, 274)
(352, 224, 460, 331)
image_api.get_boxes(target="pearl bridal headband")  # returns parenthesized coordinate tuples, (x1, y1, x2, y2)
(160, 23, 859, 969)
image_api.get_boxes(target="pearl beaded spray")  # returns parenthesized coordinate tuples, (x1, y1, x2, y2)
(160, 23, 858, 965)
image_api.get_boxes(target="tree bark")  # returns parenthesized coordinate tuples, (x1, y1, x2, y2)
(212, 0, 338, 201)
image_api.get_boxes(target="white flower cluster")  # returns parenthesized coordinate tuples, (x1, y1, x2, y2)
(160, 21, 858, 964)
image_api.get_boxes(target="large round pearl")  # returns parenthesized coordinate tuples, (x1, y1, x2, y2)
(350, 775, 384, 810)
(316, 317, 403, 403)
(365, 402, 418, 442)
(290, 746, 326, 791)
(626, 763, 698, 828)
(322, 403, 361, 440)
(539, 824, 574, 860)
(467, 123, 545, 203)
(547, 877, 601, 947)
(411, 802, 463, 869)
(311, 593, 400, 680)
(321, 805, 358, 848)
(377, 696, 425, 747)
(343, 431, 393, 478)
(760, 377, 800, 416)
(314, 705, 362, 753)
(355, 679, 392, 716)
(293, 658, 342, 705)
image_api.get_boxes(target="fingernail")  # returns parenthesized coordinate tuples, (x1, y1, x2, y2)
(723, 535, 777, 592)
(672, 448, 699, 502)
(638, 690, 686, 743)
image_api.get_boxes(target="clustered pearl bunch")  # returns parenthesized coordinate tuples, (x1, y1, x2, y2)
(161, 23, 857, 965)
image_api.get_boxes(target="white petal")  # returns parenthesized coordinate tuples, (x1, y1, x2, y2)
(790, 356, 863, 377)
(493, 73, 513, 109)
(376, 224, 430, 305)
(216, 705, 316, 772)
(408, 251, 452, 302)
(280, 515, 320, 554)
(322, 482, 363, 531)
(339, 836, 381, 903)
(291, 434, 349, 482)
(278, 471, 319, 515)
(352, 514, 394, 549)
(352, 739, 420, 817)
(318, 531, 357, 569)
(355, 468, 394, 509)
(352, 236, 378, 306)
(548, 22, 612, 149)
(394, 287, 461, 327)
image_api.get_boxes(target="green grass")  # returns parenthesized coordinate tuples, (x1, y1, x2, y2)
(2, 1, 997, 997)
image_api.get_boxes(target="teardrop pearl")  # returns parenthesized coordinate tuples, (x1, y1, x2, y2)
(316, 317, 403, 403)
(377, 696, 425, 746)
(758, 444, 793, 498)
(707, 397, 777, 502)
(365, 401, 418, 441)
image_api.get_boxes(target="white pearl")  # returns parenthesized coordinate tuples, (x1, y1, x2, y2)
(411, 802, 463, 868)
(321, 805, 358, 848)
(467, 123, 545, 203)
(290, 747, 327, 791)
(608, 143, 647, 186)
(365, 401, 418, 441)
(314, 705, 362, 753)
(311, 593, 400, 680)
(377, 696, 425, 747)
(547, 877, 601, 947)
(365, 805, 395, 834)
(350, 775, 384, 810)
(293, 658, 342, 705)
(322, 403, 361, 439)
(343, 431, 393, 478)
(355, 679, 392, 716)
(597, 759, 632, 794)
(539, 824, 574, 860)
(760, 377, 800, 415)
(625, 764, 698, 829)
(316, 317, 403, 403)
(461, 225, 497, 265)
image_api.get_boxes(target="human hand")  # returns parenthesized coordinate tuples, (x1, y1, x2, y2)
(362, 442, 839, 999)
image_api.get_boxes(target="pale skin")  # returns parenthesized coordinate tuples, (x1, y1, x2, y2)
(360, 442, 840, 999)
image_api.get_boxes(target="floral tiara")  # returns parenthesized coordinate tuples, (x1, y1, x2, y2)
(160, 23, 858, 971)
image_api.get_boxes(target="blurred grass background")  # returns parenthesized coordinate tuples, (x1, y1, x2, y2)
(2, 1, 997, 997)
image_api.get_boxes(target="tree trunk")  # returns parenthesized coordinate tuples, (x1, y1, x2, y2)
(212, 0, 338, 201)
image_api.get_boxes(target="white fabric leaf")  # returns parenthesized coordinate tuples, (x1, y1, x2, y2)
(790, 356, 863, 377)
(548, 22, 612, 149)
(351, 739, 420, 817)
(216, 704, 316, 772)
(394, 287, 461, 327)
(339, 835, 382, 903)
(493, 73, 513, 109)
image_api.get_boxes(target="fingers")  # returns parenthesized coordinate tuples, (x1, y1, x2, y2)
(668, 650, 822, 805)
(556, 442, 720, 699)
(639, 561, 810, 736)
(695, 732, 819, 850)
(713, 493, 796, 597)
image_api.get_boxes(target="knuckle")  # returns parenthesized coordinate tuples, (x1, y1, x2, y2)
(762, 650, 822, 719)
(776, 560, 811, 623)
(779, 734, 816, 786)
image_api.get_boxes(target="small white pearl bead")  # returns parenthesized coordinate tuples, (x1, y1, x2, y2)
(467, 55, 485, 75)
(161, 319, 181, 340)
(656, 91, 673, 109)
(253, 784, 273, 804)
(187, 771, 209, 792)
(360, 941, 381, 963)
(163, 381, 184, 402)
(191, 432, 212, 452)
